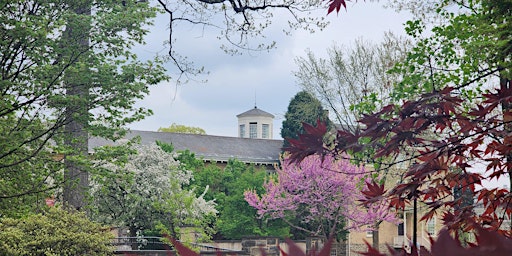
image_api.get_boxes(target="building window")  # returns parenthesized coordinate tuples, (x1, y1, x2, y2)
(249, 122, 257, 138)
(427, 218, 436, 236)
(262, 124, 269, 139)
(239, 124, 245, 138)
(398, 222, 404, 236)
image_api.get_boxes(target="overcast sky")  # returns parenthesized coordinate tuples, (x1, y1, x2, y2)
(128, 1, 413, 139)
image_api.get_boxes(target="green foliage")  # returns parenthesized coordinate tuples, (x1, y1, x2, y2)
(178, 152, 289, 239)
(215, 160, 289, 239)
(0, 0, 168, 213)
(0, 123, 62, 217)
(156, 140, 175, 153)
(389, 0, 512, 102)
(0, 115, 65, 217)
(158, 123, 206, 135)
(175, 149, 205, 172)
(281, 91, 331, 147)
(0, 207, 114, 256)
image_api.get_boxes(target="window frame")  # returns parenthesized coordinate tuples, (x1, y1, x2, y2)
(249, 122, 257, 138)
(262, 124, 269, 139)
(239, 124, 246, 138)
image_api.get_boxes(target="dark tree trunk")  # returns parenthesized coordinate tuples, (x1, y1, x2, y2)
(372, 226, 380, 250)
(130, 226, 138, 250)
(63, 93, 88, 210)
(62, 0, 91, 211)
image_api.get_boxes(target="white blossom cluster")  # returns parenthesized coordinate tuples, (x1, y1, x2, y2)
(90, 143, 216, 234)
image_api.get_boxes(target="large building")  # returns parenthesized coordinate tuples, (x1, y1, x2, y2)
(90, 106, 282, 169)
(90, 130, 282, 169)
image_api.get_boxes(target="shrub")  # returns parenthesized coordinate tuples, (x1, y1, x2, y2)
(0, 207, 114, 256)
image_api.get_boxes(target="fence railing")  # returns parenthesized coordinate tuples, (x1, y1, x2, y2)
(112, 236, 170, 251)
(112, 237, 242, 253)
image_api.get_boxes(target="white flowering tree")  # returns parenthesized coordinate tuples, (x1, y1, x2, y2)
(90, 143, 216, 242)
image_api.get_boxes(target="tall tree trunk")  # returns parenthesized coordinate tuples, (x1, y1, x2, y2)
(62, 0, 91, 211)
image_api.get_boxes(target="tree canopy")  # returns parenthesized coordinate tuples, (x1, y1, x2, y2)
(245, 154, 397, 240)
(179, 150, 289, 240)
(90, 143, 216, 239)
(294, 33, 411, 133)
(158, 123, 206, 135)
(281, 91, 331, 148)
(1, 0, 168, 211)
(293, 29, 413, 249)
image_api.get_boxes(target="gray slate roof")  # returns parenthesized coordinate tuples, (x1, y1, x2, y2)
(89, 130, 283, 165)
(236, 107, 275, 118)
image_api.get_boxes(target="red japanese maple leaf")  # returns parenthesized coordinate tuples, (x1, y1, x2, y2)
(283, 120, 329, 163)
(360, 180, 386, 206)
(327, 0, 347, 14)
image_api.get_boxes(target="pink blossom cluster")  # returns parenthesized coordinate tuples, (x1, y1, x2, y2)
(244, 154, 397, 233)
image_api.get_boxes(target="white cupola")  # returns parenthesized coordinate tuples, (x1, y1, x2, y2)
(236, 106, 274, 139)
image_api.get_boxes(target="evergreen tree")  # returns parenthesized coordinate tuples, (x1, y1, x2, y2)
(281, 91, 331, 147)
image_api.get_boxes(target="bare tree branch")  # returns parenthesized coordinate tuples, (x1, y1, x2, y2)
(155, 0, 330, 82)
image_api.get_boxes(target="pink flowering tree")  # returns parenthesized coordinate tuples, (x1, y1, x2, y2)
(244, 154, 397, 240)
